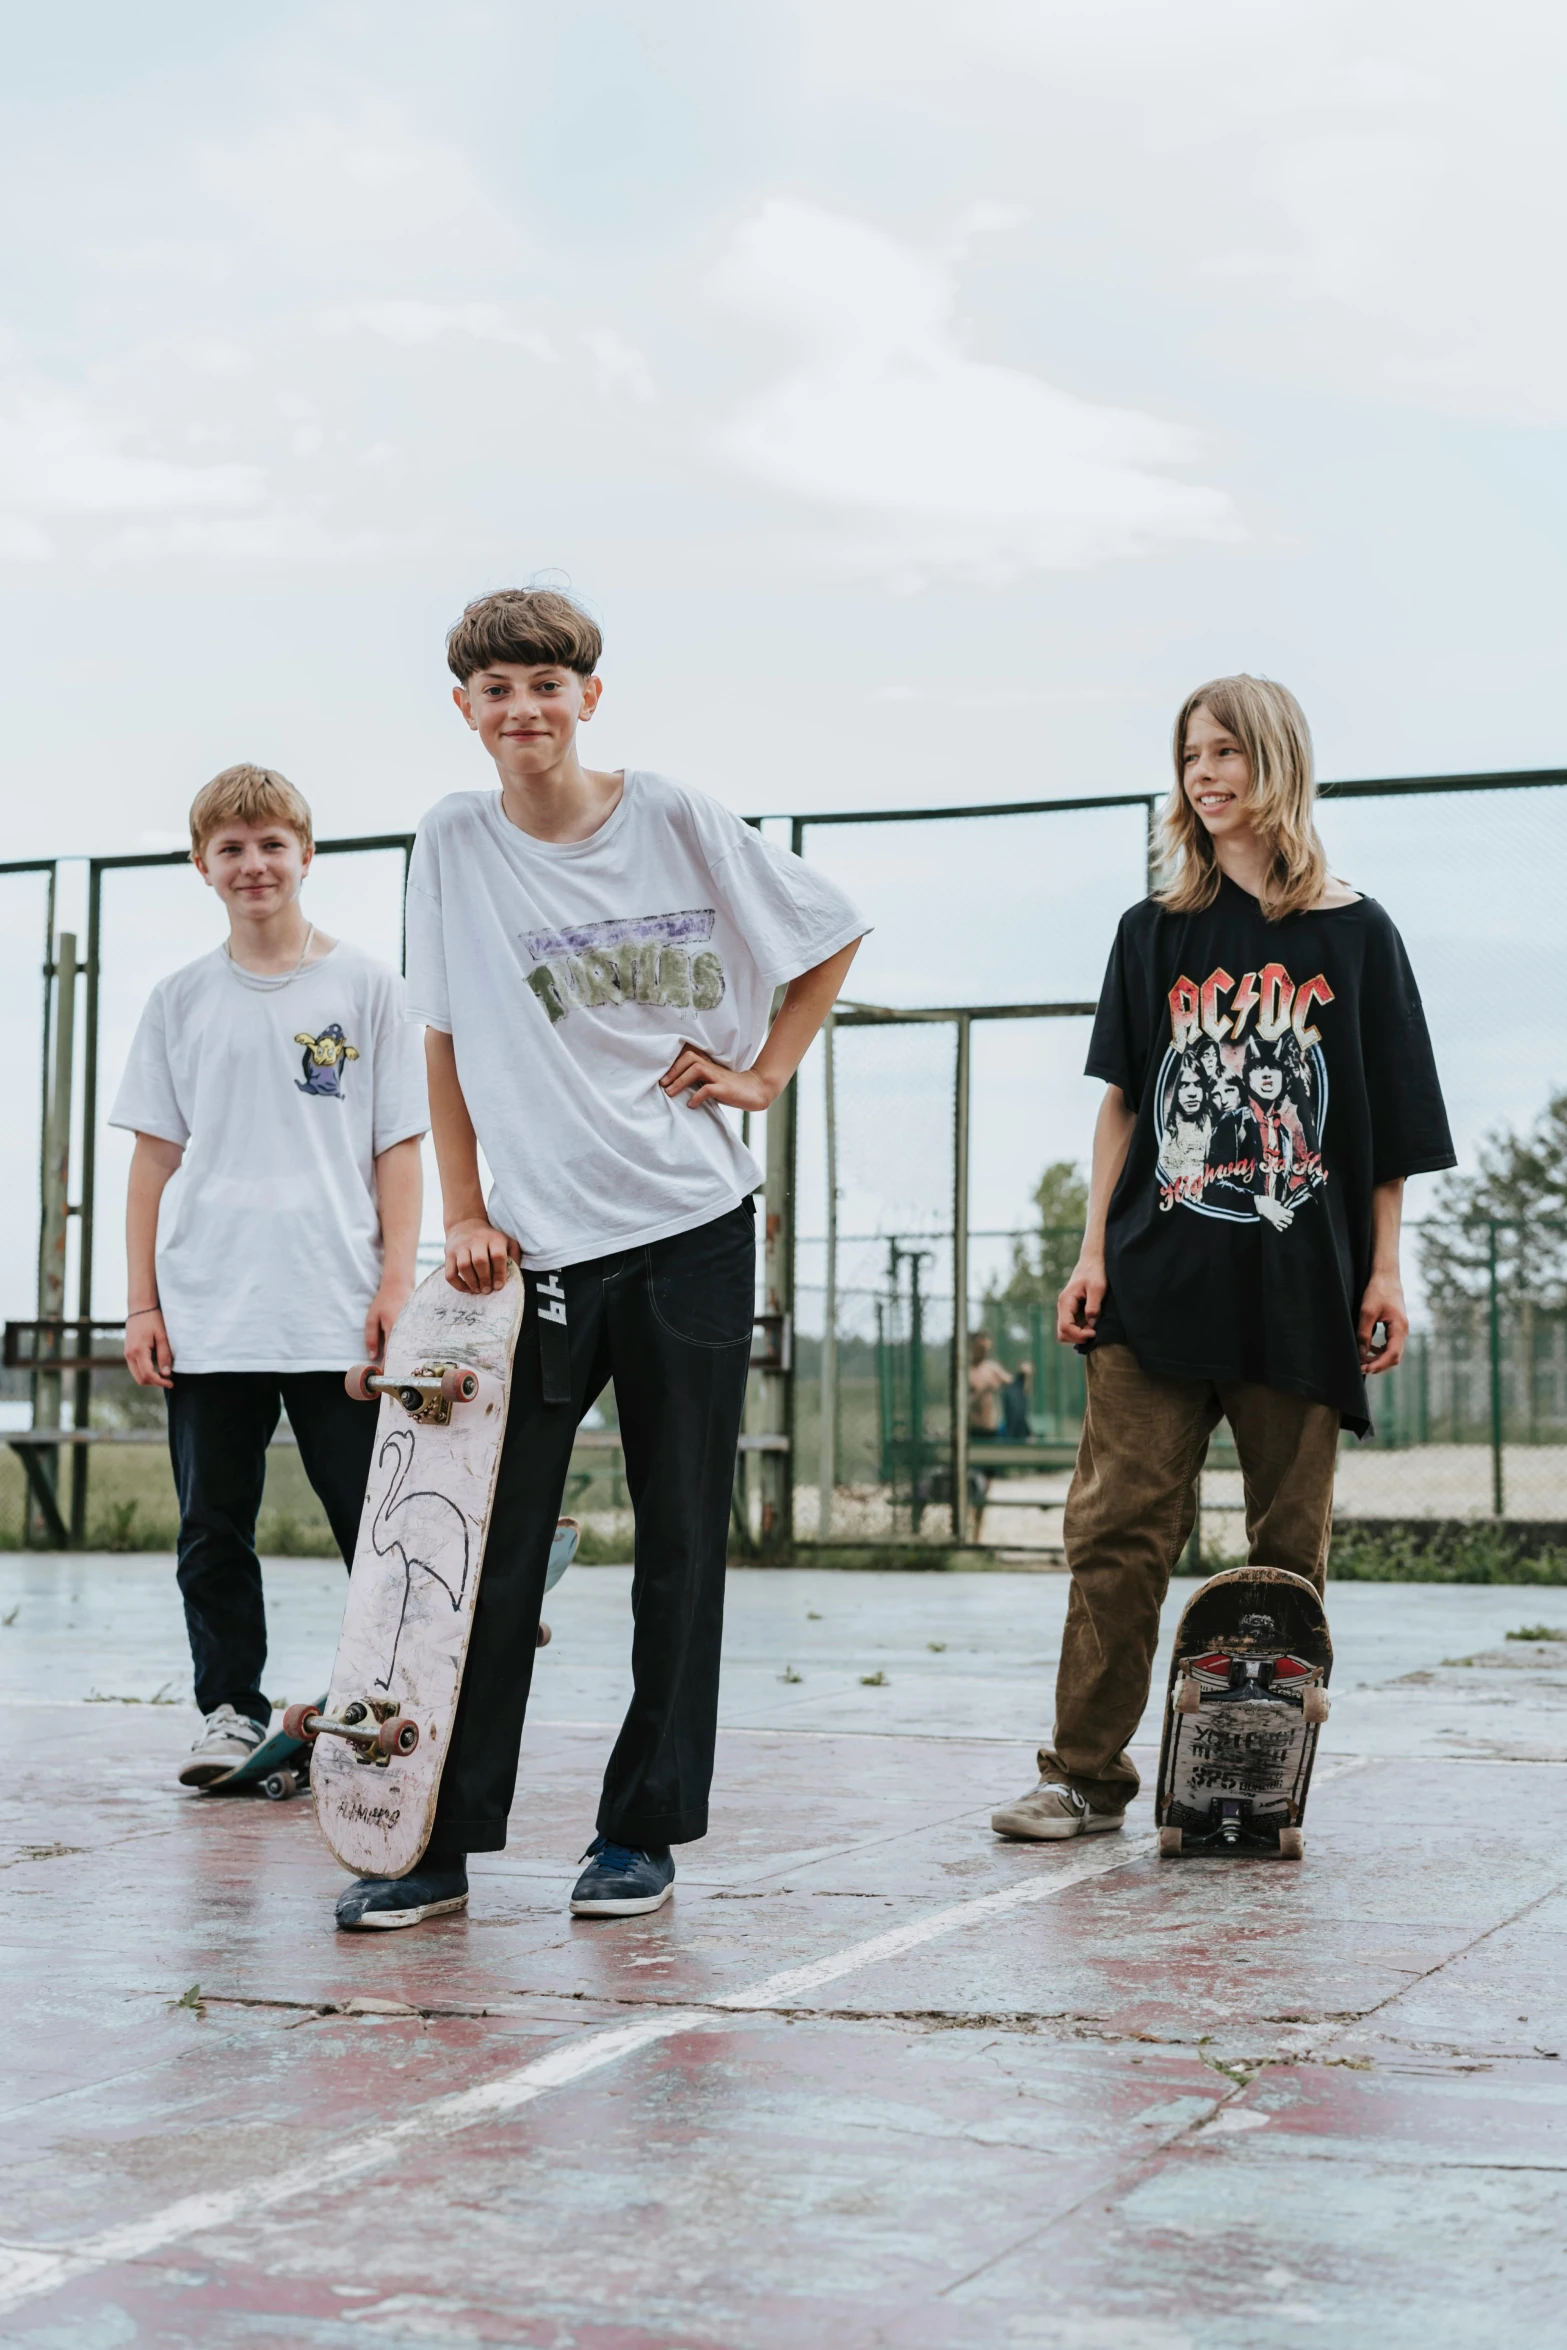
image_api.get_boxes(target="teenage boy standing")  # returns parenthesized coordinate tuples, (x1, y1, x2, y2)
(114, 766, 428, 1787)
(333, 588, 865, 1931)
(992, 676, 1454, 1844)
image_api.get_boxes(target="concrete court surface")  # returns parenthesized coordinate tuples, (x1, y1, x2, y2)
(4, 1556, 1567, 2347)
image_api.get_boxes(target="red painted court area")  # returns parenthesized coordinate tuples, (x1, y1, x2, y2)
(4, 1558, 1567, 2346)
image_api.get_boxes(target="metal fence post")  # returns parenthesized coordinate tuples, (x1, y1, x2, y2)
(759, 1064, 797, 1555)
(35, 929, 77, 1541)
(1488, 1219, 1505, 1518)
(909, 1250, 926, 1533)
(72, 865, 103, 1542)
(949, 1013, 971, 1543)
(817, 1011, 837, 1542)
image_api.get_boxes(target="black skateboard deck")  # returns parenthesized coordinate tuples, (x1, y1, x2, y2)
(1155, 1567, 1331, 1859)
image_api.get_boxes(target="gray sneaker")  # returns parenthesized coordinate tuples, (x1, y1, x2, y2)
(178, 1704, 266, 1788)
(991, 1780, 1126, 1841)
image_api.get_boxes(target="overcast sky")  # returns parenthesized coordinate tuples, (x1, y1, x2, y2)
(2, 0, 1564, 853)
(3, 0, 1565, 1316)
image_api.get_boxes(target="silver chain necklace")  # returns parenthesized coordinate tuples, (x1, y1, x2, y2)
(222, 925, 316, 992)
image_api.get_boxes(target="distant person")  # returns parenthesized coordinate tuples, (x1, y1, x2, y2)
(967, 1331, 1011, 1437)
(326, 586, 866, 1932)
(112, 766, 427, 1789)
(969, 1332, 1032, 1444)
(991, 674, 1454, 1843)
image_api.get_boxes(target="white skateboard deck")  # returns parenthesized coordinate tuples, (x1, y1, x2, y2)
(314, 1264, 525, 1878)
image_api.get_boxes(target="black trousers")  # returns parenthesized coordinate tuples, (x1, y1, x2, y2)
(434, 1198, 756, 1856)
(166, 1371, 377, 1725)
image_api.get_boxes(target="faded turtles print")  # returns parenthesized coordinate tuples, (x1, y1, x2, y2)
(294, 1023, 360, 1098)
(522, 909, 727, 1027)
(1156, 963, 1331, 1231)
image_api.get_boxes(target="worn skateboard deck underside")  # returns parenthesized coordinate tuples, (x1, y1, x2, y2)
(1156, 1566, 1332, 1855)
(315, 1265, 524, 1878)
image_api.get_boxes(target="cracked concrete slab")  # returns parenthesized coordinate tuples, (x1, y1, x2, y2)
(3, 1555, 1567, 2344)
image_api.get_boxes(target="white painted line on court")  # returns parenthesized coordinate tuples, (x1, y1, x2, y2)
(0, 2009, 705, 2316)
(719, 1834, 1156, 2009)
(0, 1834, 1151, 2316)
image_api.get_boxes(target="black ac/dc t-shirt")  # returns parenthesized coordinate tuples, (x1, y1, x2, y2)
(1085, 874, 1455, 1435)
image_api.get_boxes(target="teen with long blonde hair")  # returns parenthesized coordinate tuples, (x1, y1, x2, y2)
(991, 675, 1455, 1845)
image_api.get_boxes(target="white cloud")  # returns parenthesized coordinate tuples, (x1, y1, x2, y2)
(582, 325, 657, 404)
(89, 510, 393, 568)
(706, 199, 1239, 585)
(202, 108, 495, 256)
(0, 394, 264, 535)
(325, 300, 558, 360)
(0, 516, 52, 560)
(170, 335, 256, 382)
(795, 0, 1567, 426)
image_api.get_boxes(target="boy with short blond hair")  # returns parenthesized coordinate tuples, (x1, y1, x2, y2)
(113, 764, 428, 1787)
(329, 586, 866, 1931)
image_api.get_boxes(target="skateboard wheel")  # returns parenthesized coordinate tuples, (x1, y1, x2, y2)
(262, 1769, 298, 1801)
(440, 1367, 480, 1403)
(1174, 1675, 1202, 1714)
(536, 1620, 552, 1648)
(1278, 1827, 1304, 1859)
(281, 1703, 319, 1742)
(1303, 1687, 1330, 1724)
(376, 1714, 420, 1758)
(1158, 1826, 1184, 1856)
(345, 1363, 378, 1402)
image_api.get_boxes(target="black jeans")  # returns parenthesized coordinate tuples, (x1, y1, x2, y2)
(166, 1371, 378, 1725)
(434, 1198, 756, 1857)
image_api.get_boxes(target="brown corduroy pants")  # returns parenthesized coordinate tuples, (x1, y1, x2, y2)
(1041, 1343, 1340, 1813)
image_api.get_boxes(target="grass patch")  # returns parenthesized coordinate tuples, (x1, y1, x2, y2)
(1331, 1522, 1567, 1583)
(1506, 1623, 1567, 1641)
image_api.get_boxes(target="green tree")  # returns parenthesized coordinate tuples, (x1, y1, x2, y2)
(987, 1160, 1089, 1310)
(1418, 1090, 1567, 1313)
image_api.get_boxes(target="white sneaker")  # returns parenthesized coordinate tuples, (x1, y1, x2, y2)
(179, 1704, 266, 1788)
(991, 1780, 1126, 1841)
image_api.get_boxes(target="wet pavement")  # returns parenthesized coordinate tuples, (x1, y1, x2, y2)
(3, 1555, 1566, 2346)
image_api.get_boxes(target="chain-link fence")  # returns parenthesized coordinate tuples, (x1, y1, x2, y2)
(6, 770, 1567, 1560)
(782, 773, 1567, 1561)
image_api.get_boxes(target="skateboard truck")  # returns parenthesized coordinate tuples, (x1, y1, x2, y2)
(282, 1697, 420, 1766)
(344, 1360, 481, 1426)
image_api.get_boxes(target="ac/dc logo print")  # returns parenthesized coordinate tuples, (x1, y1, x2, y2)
(1155, 963, 1332, 1233)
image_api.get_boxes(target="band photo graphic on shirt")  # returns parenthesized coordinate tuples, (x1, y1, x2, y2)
(1156, 962, 1332, 1232)
(522, 907, 728, 1026)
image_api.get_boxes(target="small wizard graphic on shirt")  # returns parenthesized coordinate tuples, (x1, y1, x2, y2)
(294, 1024, 359, 1098)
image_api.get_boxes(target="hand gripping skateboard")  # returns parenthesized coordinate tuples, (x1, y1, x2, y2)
(285, 1263, 570, 1880)
(1155, 1566, 1332, 1860)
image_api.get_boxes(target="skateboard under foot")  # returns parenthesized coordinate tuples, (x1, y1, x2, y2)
(1155, 1566, 1331, 1860)
(202, 1699, 326, 1801)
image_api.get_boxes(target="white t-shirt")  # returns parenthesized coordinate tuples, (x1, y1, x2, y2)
(404, 774, 866, 1267)
(109, 944, 429, 1372)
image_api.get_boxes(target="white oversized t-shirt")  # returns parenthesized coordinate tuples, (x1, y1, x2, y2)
(109, 945, 429, 1371)
(404, 774, 866, 1267)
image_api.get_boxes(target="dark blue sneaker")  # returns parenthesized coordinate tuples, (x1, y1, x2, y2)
(335, 1860, 469, 1931)
(570, 1836, 675, 1917)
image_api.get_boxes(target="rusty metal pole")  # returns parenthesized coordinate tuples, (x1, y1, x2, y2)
(817, 1010, 837, 1543)
(759, 1012, 798, 1558)
(71, 866, 103, 1542)
(1488, 1221, 1505, 1519)
(35, 929, 77, 1540)
(950, 1013, 971, 1544)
